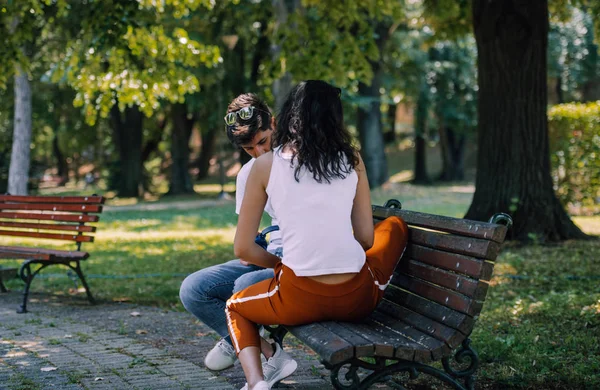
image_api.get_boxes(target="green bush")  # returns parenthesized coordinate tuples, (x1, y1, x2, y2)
(548, 101, 600, 208)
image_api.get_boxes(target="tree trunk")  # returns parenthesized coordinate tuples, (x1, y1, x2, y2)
(8, 68, 32, 195)
(437, 126, 466, 181)
(271, 0, 299, 109)
(110, 104, 144, 198)
(467, 0, 587, 241)
(357, 77, 388, 188)
(384, 104, 397, 144)
(52, 133, 69, 185)
(413, 83, 430, 184)
(168, 103, 195, 195)
(197, 126, 218, 181)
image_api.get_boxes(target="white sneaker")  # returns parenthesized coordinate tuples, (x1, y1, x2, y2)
(263, 343, 298, 387)
(204, 339, 236, 371)
(240, 381, 269, 390)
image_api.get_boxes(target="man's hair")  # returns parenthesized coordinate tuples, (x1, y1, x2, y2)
(226, 93, 272, 146)
(274, 80, 358, 183)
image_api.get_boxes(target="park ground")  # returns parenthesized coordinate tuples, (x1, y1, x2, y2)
(1, 144, 599, 389)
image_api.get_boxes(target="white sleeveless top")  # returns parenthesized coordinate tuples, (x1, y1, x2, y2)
(266, 147, 366, 276)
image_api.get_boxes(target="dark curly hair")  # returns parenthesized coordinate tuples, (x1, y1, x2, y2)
(225, 93, 272, 146)
(274, 80, 358, 183)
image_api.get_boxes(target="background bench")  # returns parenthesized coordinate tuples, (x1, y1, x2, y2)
(0, 194, 105, 313)
(268, 199, 512, 390)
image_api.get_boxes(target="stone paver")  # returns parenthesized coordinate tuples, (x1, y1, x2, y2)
(0, 291, 334, 390)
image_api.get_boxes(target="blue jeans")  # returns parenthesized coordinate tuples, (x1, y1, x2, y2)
(179, 258, 276, 342)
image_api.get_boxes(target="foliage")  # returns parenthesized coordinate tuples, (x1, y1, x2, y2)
(47, 0, 222, 123)
(548, 101, 600, 208)
(277, 0, 405, 88)
(548, 6, 599, 102)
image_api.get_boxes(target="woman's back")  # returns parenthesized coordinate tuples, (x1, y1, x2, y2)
(266, 147, 366, 277)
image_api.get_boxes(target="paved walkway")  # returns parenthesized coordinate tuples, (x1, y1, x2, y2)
(0, 291, 334, 390)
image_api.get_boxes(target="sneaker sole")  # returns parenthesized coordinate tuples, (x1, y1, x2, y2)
(204, 357, 236, 371)
(266, 359, 298, 387)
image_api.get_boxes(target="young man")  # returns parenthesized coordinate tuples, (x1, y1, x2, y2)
(179, 94, 296, 385)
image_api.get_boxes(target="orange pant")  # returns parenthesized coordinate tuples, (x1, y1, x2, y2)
(225, 216, 408, 354)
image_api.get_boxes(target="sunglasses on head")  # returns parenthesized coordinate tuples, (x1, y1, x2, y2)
(224, 106, 271, 127)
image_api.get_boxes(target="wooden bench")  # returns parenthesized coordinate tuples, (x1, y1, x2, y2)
(267, 199, 512, 390)
(0, 194, 105, 313)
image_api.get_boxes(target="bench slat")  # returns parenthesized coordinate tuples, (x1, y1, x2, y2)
(372, 206, 508, 243)
(409, 228, 500, 259)
(398, 260, 489, 300)
(0, 212, 100, 223)
(320, 321, 375, 358)
(406, 244, 495, 281)
(335, 321, 410, 360)
(285, 323, 354, 365)
(391, 273, 483, 316)
(377, 300, 465, 349)
(384, 287, 474, 334)
(369, 310, 449, 361)
(0, 230, 94, 243)
(0, 221, 96, 233)
(0, 204, 103, 213)
(0, 251, 51, 260)
(0, 195, 105, 204)
(0, 246, 89, 261)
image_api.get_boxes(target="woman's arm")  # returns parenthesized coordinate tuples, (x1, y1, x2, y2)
(234, 153, 281, 268)
(351, 153, 374, 250)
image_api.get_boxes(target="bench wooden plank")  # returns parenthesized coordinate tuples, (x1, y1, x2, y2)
(383, 287, 474, 334)
(0, 221, 96, 233)
(398, 259, 489, 300)
(372, 206, 508, 243)
(405, 244, 495, 281)
(0, 212, 100, 223)
(408, 228, 500, 259)
(0, 251, 51, 260)
(0, 230, 94, 243)
(320, 321, 375, 358)
(0, 195, 105, 204)
(391, 273, 483, 316)
(0, 204, 103, 213)
(369, 310, 449, 361)
(335, 321, 407, 360)
(285, 323, 354, 365)
(377, 300, 465, 349)
(0, 246, 89, 261)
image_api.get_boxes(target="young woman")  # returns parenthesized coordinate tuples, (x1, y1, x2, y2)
(226, 80, 409, 390)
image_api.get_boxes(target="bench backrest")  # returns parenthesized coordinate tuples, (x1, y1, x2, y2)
(0, 195, 105, 249)
(372, 204, 508, 341)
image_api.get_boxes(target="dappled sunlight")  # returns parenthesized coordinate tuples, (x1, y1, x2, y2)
(489, 262, 518, 287)
(96, 227, 236, 242)
(573, 215, 600, 235)
(387, 169, 414, 183)
(193, 183, 236, 193)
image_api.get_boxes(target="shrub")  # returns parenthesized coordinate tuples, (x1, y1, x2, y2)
(548, 101, 600, 209)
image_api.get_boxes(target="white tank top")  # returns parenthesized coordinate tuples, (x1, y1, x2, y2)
(266, 147, 366, 276)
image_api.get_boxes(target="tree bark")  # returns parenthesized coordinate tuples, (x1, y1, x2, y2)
(413, 82, 430, 184)
(271, 0, 299, 110)
(197, 126, 218, 181)
(357, 23, 390, 188)
(52, 133, 69, 185)
(167, 103, 195, 195)
(358, 77, 388, 188)
(110, 104, 144, 198)
(8, 68, 32, 195)
(467, 0, 587, 241)
(437, 126, 466, 181)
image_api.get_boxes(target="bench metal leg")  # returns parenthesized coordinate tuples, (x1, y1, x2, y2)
(326, 339, 478, 390)
(0, 278, 7, 293)
(17, 261, 36, 313)
(71, 261, 96, 305)
(16, 260, 96, 313)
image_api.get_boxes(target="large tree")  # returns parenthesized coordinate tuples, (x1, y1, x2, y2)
(464, 0, 587, 241)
